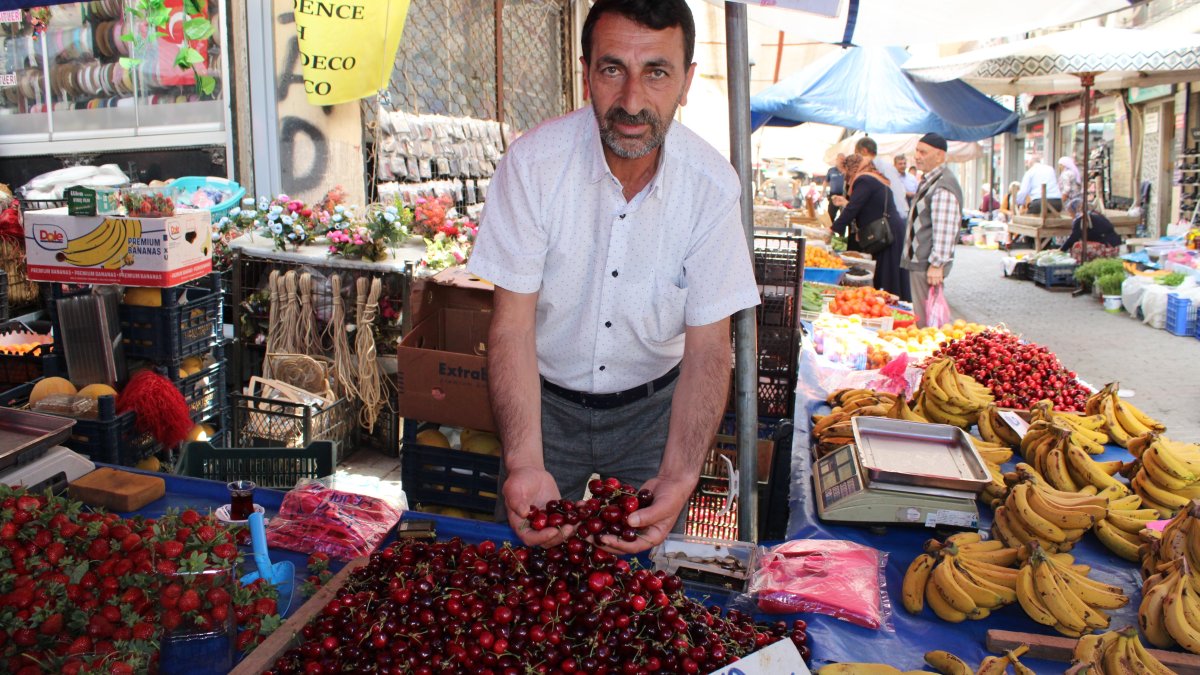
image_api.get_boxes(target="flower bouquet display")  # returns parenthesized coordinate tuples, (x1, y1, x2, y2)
(325, 203, 412, 262)
(419, 215, 479, 275)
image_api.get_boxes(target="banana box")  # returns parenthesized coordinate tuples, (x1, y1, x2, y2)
(23, 208, 212, 287)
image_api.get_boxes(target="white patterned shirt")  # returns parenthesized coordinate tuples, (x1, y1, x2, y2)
(468, 107, 760, 394)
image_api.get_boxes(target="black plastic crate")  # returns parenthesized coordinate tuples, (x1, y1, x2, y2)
(401, 420, 500, 516)
(230, 393, 355, 461)
(753, 234, 805, 292)
(0, 379, 159, 466)
(119, 274, 223, 362)
(1005, 261, 1031, 281)
(757, 292, 795, 328)
(360, 405, 400, 457)
(153, 343, 228, 424)
(1030, 263, 1077, 288)
(0, 343, 56, 390)
(177, 440, 336, 489)
(757, 326, 799, 377)
(757, 372, 795, 419)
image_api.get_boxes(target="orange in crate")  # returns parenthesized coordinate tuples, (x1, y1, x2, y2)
(804, 247, 847, 269)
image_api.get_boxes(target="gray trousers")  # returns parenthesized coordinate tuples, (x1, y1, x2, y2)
(496, 379, 686, 531)
(910, 272, 931, 328)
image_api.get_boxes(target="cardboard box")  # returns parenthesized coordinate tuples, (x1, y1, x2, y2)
(24, 208, 212, 287)
(396, 268, 495, 432)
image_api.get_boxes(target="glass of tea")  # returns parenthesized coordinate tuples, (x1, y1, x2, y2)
(227, 480, 257, 521)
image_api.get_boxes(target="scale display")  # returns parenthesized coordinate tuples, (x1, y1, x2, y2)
(816, 445, 863, 508)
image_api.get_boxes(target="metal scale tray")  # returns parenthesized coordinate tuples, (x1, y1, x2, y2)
(0, 408, 76, 474)
(850, 417, 989, 493)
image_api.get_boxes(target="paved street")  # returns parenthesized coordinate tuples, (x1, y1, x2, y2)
(945, 244, 1200, 442)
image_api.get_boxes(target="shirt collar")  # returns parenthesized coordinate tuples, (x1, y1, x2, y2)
(586, 112, 673, 201)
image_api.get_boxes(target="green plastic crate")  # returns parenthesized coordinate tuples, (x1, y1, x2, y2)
(178, 441, 336, 489)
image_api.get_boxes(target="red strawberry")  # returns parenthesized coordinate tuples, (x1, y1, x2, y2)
(38, 612, 63, 635)
(132, 622, 155, 641)
(15, 495, 40, 511)
(65, 635, 92, 655)
(196, 525, 217, 543)
(12, 628, 36, 646)
(212, 543, 237, 560)
(205, 587, 230, 607)
(236, 629, 256, 651)
(162, 609, 182, 631)
(178, 589, 201, 613)
(161, 540, 184, 558)
(111, 663, 134, 675)
(179, 510, 201, 526)
(155, 560, 179, 575)
(163, 583, 183, 599)
(0, 522, 17, 540)
(211, 603, 229, 622)
(121, 533, 142, 552)
(45, 542, 65, 565)
(253, 597, 277, 616)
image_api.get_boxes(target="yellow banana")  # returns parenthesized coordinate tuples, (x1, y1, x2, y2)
(956, 556, 1018, 586)
(817, 665, 903, 675)
(958, 545, 1019, 568)
(61, 217, 126, 267)
(922, 650, 972, 675)
(1140, 571, 1177, 648)
(1102, 397, 1134, 448)
(1105, 492, 1143, 510)
(1026, 485, 1097, 530)
(1048, 558, 1129, 610)
(1163, 568, 1200, 653)
(929, 558, 977, 615)
(1124, 626, 1179, 675)
(952, 559, 1016, 605)
(1072, 633, 1103, 665)
(1011, 484, 1068, 542)
(1104, 509, 1160, 535)
(990, 506, 1021, 548)
(1043, 446, 1081, 493)
(924, 575, 968, 623)
(1016, 563, 1058, 626)
(901, 553, 935, 614)
(1033, 555, 1097, 633)
(1133, 473, 1191, 512)
(945, 532, 983, 547)
(1112, 397, 1155, 438)
(1148, 440, 1200, 480)
(1093, 518, 1142, 562)
(975, 655, 1010, 675)
(63, 217, 120, 252)
(1123, 398, 1166, 432)
(1064, 443, 1129, 495)
(1126, 431, 1159, 459)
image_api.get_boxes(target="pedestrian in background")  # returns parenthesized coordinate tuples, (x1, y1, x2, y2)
(1058, 156, 1083, 206)
(1016, 153, 1063, 215)
(902, 133, 962, 327)
(826, 153, 846, 222)
(895, 154, 919, 202)
(832, 154, 910, 301)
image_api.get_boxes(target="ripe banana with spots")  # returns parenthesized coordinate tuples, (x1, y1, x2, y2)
(1015, 543, 1120, 637)
(978, 403, 1023, 448)
(917, 358, 992, 429)
(1071, 628, 1173, 675)
(903, 539, 1020, 622)
(998, 475, 1105, 552)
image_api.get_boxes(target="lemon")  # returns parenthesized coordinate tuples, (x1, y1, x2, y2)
(415, 429, 450, 448)
(123, 287, 163, 307)
(135, 456, 161, 472)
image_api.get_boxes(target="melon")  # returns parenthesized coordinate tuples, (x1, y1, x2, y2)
(181, 356, 205, 375)
(462, 432, 501, 457)
(416, 429, 450, 448)
(123, 287, 163, 307)
(76, 383, 119, 401)
(135, 456, 161, 472)
(30, 377, 77, 404)
(178, 369, 189, 379)
(187, 423, 216, 442)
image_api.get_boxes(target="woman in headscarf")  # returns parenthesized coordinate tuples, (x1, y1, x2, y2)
(1058, 156, 1083, 205)
(832, 154, 910, 301)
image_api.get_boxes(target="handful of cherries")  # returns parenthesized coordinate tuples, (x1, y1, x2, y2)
(525, 477, 655, 542)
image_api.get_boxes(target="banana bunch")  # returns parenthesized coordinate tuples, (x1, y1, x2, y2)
(902, 533, 1020, 622)
(1069, 628, 1174, 675)
(1019, 421, 1127, 495)
(1086, 383, 1167, 448)
(973, 435, 1015, 508)
(59, 217, 141, 269)
(925, 646, 1035, 675)
(978, 403, 1023, 449)
(1139, 500, 1200, 581)
(812, 389, 900, 457)
(1126, 437, 1200, 518)
(1138, 557, 1200, 653)
(1092, 490, 1159, 562)
(912, 358, 994, 429)
(1029, 400, 1110, 455)
(1016, 543, 1128, 637)
(992, 469, 1108, 553)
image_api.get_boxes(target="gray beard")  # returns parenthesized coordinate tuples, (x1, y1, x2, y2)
(593, 97, 680, 160)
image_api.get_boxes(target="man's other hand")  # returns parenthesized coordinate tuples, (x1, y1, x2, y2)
(596, 475, 693, 555)
(504, 466, 574, 547)
(927, 265, 944, 287)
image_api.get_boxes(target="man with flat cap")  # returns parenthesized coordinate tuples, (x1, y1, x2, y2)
(902, 133, 962, 327)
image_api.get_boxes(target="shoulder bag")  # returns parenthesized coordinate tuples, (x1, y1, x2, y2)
(851, 174, 894, 255)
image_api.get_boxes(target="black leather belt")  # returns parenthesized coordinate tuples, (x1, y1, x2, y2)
(542, 364, 681, 410)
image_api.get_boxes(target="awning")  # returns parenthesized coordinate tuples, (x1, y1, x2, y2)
(749, 46, 1018, 141)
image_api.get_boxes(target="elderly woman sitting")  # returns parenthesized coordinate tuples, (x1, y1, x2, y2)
(1060, 198, 1121, 262)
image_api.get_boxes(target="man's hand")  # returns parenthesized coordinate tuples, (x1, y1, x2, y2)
(830, 195, 848, 207)
(927, 265, 944, 287)
(504, 466, 574, 547)
(595, 474, 696, 555)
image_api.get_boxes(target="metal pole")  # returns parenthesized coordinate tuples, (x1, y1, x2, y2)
(1080, 74, 1094, 262)
(725, 1, 759, 543)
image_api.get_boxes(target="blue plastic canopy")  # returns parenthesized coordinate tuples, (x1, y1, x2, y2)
(750, 46, 1019, 141)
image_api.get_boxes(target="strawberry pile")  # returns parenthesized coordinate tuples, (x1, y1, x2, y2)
(0, 486, 281, 674)
(525, 477, 654, 543)
(264, 537, 810, 674)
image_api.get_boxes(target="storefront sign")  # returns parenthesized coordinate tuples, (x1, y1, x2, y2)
(0, 72, 15, 89)
(292, 0, 411, 105)
(1145, 111, 1159, 135)
(0, 10, 21, 23)
(1129, 84, 1172, 105)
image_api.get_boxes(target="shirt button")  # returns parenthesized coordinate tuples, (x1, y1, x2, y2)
(604, 321, 612, 328)
(619, 214, 626, 219)
(599, 365, 606, 371)
(611, 270, 618, 277)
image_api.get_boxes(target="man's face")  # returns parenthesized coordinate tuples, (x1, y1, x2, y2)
(914, 142, 943, 172)
(894, 156, 907, 172)
(582, 13, 695, 161)
(836, 154, 845, 170)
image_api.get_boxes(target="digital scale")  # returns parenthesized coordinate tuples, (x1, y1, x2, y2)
(813, 417, 988, 529)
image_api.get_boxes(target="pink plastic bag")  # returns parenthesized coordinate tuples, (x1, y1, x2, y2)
(748, 539, 893, 630)
(925, 285, 952, 328)
(266, 479, 403, 561)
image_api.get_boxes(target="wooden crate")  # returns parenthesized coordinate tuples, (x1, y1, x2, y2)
(230, 558, 368, 674)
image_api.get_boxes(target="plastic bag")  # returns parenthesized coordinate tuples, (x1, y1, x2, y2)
(925, 285, 951, 328)
(265, 478, 404, 561)
(747, 539, 893, 631)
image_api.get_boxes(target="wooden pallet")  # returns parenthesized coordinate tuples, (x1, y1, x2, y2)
(230, 558, 367, 674)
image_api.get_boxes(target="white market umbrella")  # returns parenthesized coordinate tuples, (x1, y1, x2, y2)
(904, 26, 1200, 259)
(823, 132, 982, 165)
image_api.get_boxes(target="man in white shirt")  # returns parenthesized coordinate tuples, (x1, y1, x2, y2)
(856, 137, 908, 216)
(1016, 153, 1063, 215)
(468, 0, 760, 554)
(895, 154, 919, 201)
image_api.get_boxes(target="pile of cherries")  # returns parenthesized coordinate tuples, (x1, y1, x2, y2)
(931, 330, 1089, 411)
(526, 478, 654, 542)
(265, 536, 811, 674)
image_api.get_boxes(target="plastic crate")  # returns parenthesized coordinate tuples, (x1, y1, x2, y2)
(1005, 261, 1031, 281)
(118, 274, 222, 362)
(1166, 293, 1197, 337)
(177, 440, 336, 488)
(757, 326, 799, 377)
(0, 343, 56, 390)
(803, 267, 847, 285)
(401, 420, 500, 515)
(0, 379, 158, 466)
(174, 360, 227, 424)
(170, 176, 246, 223)
(230, 393, 355, 461)
(756, 292, 795, 328)
(1030, 263, 1077, 288)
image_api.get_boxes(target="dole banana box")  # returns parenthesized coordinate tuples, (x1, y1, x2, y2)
(24, 208, 212, 287)
(396, 267, 496, 432)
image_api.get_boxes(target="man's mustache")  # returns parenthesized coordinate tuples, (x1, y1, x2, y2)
(606, 108, 655, 127)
